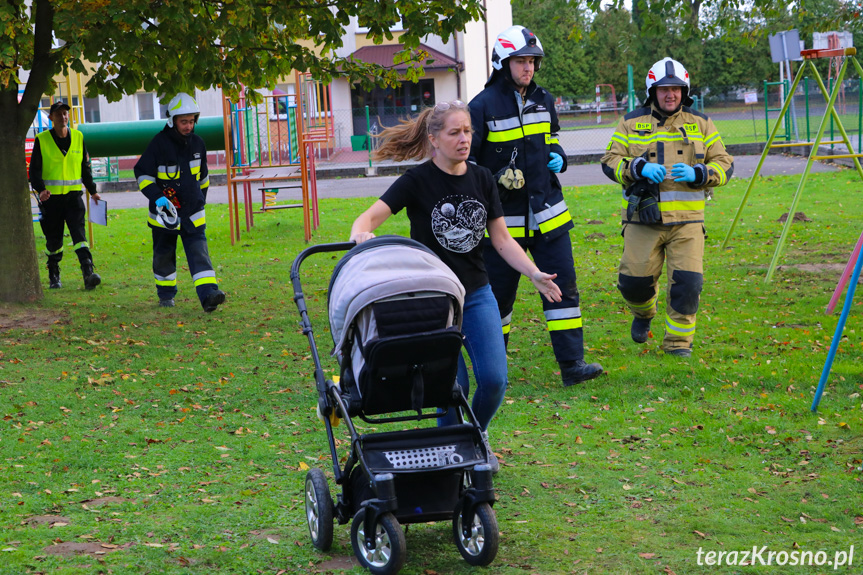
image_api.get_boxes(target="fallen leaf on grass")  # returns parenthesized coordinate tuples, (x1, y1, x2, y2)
(638, 552, 656, 558)
(693, 530, 707, 539)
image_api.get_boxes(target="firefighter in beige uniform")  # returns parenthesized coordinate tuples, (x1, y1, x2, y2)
(600, 58, 734, 357)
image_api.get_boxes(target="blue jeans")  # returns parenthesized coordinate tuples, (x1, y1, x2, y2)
(442, 283, 508, 431)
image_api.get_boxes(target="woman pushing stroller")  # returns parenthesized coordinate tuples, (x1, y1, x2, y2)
(350, 100, 562, 473)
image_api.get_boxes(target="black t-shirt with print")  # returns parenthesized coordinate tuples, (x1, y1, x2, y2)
(380, 160, 504, 294)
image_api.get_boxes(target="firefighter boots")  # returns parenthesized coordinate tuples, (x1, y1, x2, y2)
(560, 360, 604, 387)
(202, 290, 226, 313)
(159, 299, 175, 308)
(665, 348, 692, 358)
(631, 317, 652, 344)
(47, 262, 61, 289)
(81, 260, 101, 290)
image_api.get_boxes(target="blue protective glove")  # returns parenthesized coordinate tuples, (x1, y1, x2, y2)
(671, 163, 696, 183)
(640, 162, 666, 184)
(155, 196, 171, 208)
(547, 152, 564, 173)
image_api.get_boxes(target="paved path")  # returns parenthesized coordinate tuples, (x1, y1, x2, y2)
(76, 155, 843, 211)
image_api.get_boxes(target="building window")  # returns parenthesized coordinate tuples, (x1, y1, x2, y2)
(349, 79, 434, 136)
(137, 93, 171, 121)
(271, 84, 297, 119)
(137, 93, 156, 120)
(83, 97, 100, 123)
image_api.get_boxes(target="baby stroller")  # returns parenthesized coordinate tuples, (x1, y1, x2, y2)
(290, 236, 499, 575)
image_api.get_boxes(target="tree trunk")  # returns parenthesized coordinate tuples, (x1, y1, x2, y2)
(0, 92, 43, 303)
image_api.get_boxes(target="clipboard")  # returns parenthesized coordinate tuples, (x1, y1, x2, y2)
(88, 197, 108, 226)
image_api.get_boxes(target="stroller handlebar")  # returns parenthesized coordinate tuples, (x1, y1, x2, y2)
(290, 241, 357, 283)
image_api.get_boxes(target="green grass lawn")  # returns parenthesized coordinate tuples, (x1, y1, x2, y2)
(2, 170, 862, 574)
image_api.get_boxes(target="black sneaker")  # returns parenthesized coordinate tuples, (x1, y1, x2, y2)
(159, 299, 175, 308)
(202, 290, 226, 313)
(631, 317, 652, 344)
(561, 360, 604, 387)
(665, 348, 692, 358)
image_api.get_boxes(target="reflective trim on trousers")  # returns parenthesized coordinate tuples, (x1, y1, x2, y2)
(193, 270, 217, 287)
(665, 314, 696, 337)
(546, 306, 583, 332)
(501, 311, 513, 335)
(628, 293, 658, 312)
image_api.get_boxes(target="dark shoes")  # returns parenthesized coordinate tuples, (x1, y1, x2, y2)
(665, 348, 692, 358)
(560, 360, 605, 387)
(159, 299, 175, 308)
(202, 290, 226, 313)
(48, 268, 62, 289)
(631, 317, 652, 344)
(81, 260, 101, 290)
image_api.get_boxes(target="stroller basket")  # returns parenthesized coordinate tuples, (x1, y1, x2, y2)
(360, 424, 484, 474)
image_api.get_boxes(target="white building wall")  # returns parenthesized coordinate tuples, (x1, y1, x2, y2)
(462, 0, 512, 102)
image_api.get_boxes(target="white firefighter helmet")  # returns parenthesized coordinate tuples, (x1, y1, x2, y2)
(491, 25, 544, 71)
(155, 201, 179, 230)
(166, 92, 200, 128)
(645, 58, 690, 98)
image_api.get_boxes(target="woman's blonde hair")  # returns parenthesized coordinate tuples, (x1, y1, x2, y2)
(372, 101, 470, 162)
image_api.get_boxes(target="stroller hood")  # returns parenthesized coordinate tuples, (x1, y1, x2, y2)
(328, 236, 465, 358)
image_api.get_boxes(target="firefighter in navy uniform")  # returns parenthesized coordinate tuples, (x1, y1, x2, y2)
(600, 58, 734, 357)
(469, 25, 604, 386)
(134, 92, 226, 312)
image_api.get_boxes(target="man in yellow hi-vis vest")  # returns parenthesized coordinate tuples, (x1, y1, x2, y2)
(29, 101, 102, 291)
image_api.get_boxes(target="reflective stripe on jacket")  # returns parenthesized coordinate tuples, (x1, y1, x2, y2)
(600, 104, 734, 225)
(469, 76, 573, 242)
(36, 129, 84, 195)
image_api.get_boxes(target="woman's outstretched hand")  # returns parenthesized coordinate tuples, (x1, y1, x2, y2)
(531, 271, 561, 303)
(350, 231, 376, 244)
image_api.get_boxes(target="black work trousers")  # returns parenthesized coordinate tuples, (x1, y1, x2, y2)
(38, 190, 92, 266)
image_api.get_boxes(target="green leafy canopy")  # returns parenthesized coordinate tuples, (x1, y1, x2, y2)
(1, 0, 484, 107)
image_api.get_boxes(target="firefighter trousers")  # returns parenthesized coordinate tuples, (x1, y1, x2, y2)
(483, 232, 585, 364)
(39, 191, 92, 266)
(152, 227, 219, 303)
(618, 223, 705, 352)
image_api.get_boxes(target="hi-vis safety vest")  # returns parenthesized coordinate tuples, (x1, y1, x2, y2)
(600, 104, 735, 225)
(36, 129, 84, 195)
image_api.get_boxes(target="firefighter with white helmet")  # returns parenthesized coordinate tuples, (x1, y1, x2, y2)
(134, 92, 226, 312)
(600, 58, 735, 357)
(469, 25, 604, 387)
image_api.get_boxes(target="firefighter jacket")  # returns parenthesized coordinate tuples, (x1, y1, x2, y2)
(468, 75, 573, 242)
(135, 126, 211, 232)
(601, 103, 734, 225)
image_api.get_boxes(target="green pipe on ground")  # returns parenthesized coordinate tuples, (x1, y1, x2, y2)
(78, 116, 225, 158)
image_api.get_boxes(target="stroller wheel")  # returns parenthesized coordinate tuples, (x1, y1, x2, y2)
(304, 468, 334, 551)
(452, 501, 499, 566)
(350, 509, 406, 575)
